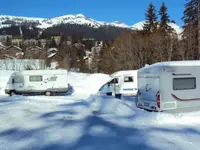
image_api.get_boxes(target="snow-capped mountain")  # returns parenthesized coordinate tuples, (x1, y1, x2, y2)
(0, 14, 182, 38)
(132, 21, 183, 35)
(0, 14, 130, 29)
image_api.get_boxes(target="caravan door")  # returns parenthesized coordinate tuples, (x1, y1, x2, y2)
(98, 77, 120, 96)
(137, 76, 160, 111)
(107, 77, 120, 95)
(13, 75, 24, 93)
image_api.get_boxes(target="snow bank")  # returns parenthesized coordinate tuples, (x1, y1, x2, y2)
(68, 72, 110, 96)
(0, 70, 14, 95)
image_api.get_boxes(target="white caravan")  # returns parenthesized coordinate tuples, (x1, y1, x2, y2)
(136, 60, 200, 112)
(98, 70, 138, 97)
(5, 69, 68, 96)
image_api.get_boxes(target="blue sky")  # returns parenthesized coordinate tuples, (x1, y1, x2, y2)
(0, 0, 185, 26)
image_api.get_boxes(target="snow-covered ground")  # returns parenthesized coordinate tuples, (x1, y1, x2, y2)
(0, 70, 200, 150)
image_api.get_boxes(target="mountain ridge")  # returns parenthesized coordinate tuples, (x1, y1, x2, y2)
(0, 14, 182, 34)
(0, 14, 183, 41)
(0, 14, 130, 29)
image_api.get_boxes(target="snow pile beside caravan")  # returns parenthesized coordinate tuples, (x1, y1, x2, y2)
(0, 70, 14, 95)
(70, 72, 110, 96)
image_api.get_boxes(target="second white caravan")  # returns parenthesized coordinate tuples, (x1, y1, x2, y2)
(5, 69, 68, 96)
(136, 60, 200, 112)
(98, 70, 138, 97)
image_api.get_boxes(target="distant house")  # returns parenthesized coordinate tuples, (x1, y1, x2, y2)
(39, 39, 47, 48)
(12, 38, 23, 46)
(0, 45, 24, 59)
(47, 48, 60, 69)
(47, 48, 58, 59)
(0, 35, 12, 44)
(24, 39, 38, 46)
(74, 42, 85, 49)
(25, 46, 43, 59)
(0, 43, 6, 50)
(91, 41, 103, 54)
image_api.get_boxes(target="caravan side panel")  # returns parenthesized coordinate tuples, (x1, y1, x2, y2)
(120, 72, 138, 96)
(23, 70, 68, 93)
(163, 66, 200, 111)
(159, 71, 177, 110)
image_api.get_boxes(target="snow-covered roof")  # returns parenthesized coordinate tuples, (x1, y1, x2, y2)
(15, 69, 67, 75)
(84, 56, 89, 60)
(48, 52, 57, 58)
(48, 48, 58, 52)
(15, 52, 24, 56)
(74, 43, 85, 48)
(139, 60, 200, 72)
(0, 42, 6, 48)
(7, 45, 22, 51)
(26, 46, 42, 50)
(111, 70, 138, 77)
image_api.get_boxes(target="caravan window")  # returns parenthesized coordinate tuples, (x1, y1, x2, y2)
(110, 78, 119, 84)
(173, 77, 196, 90)
(48, 76, 57, 81)
(124, 76, 133, 82)
(29, 76, 43, 82)
(14, 76, 23, 83)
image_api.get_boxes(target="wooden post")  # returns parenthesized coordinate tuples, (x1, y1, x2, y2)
(114, 78, 116, 96)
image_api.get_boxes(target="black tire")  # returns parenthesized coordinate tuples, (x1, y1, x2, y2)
(115, 94, 122, 99)
(10, 91, 16, 96)
(135, 93, 139, 106)
(106, 92, 112, 96)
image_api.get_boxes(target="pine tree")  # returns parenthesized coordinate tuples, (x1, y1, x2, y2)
(5, 36, 12, 46)
(198, 1, 200, 58)
(182, 0, 199, 59)
(38, 40, 42, 47)
(182, 0, 198, 26)
(158, 2, 173, 32)
(59, 33, 65, 47)
(143, 2, 158, 32)
(49, 37, 58, 48)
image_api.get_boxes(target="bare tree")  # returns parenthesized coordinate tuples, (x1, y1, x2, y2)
(198, 1, 200, 58)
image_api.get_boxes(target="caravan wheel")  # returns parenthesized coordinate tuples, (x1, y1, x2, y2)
(45, 91, 51, 96)
(10, 91, 16, 96)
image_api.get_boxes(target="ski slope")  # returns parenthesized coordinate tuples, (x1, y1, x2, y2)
(0, 70, 200, 150)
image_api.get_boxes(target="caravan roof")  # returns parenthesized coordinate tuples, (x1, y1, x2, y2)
(110, 70, 138, 77)
(139, 60, 200, 73)
(12, 69, 68, 76)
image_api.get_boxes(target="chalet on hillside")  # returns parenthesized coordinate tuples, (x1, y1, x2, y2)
(0, 45, 24, 59)
(0, 35, 12, 44)
(0, 43, 6, 50)
(47, 48, 58, 59)
(24, 39, 38, 46)
(25, 46, 43, 59)
(12, 38, 23, 46)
